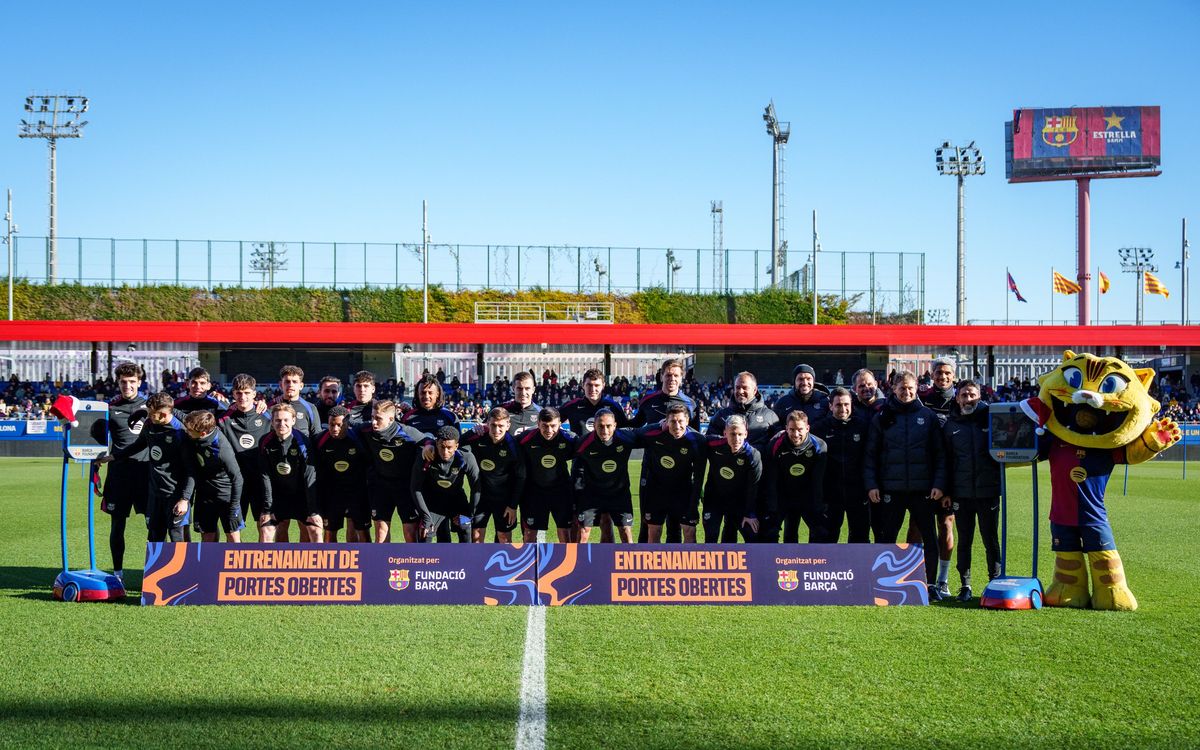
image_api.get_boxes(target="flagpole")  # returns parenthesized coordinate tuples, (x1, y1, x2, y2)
(1005, 266, 1010, 325)
(1050, 267, 1055, 325)
(1096, 266, 1101, 323)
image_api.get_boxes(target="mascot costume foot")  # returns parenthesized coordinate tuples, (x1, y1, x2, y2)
(1021, 351, 1181, 612)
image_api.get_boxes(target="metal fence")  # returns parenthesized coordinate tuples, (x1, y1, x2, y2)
(9, 235, 926, 318)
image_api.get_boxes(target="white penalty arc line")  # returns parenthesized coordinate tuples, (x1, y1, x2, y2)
(515, 530, 547, 750)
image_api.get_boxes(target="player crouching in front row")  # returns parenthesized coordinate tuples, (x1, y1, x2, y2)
(258, 403, 323, 543)
(412, 426, 480, 543)
(181, 410, 245, 543)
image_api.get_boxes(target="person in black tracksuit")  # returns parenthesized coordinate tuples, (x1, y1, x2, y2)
(517, 407, 579, 542)
(345, 370, 380, 428)
(864, 372, 948, 594)
(571, 408, 637, 543)
(557, 369, 628, 543)
(101, 362, 151, 578)
(772, 364, 830, 425)
(358, 400, 433, 543)
(460, 407, 526, 543)
(106, 392, 193, 543)
(815, 387, 872, 543)
(181, 411, 244, 543)
(173, 366, 228, 420)
(258, 403, 320, 543)
(631, 358, 697, 543)
(700, 415, 761, 543)
(314, 405, 370, 542)
(636, 402, 707, 544)
(403, 376, 459, 434)
(218, 374, 271, 535)
(707, 372, 780, 542)
(763, 412, 829, 543)
(411, 427, 480, 543)
(942, 380, 1002, 601)
(502, 372, 541, 436)
(272, 365, 320, 442)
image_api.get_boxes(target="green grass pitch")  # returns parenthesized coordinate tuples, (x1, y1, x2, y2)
(1, 457, 1198, 748)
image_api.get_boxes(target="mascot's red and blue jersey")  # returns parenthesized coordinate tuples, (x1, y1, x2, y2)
(1045, 440, 1125, 527)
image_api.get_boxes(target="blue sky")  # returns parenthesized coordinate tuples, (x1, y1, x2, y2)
(1, 2, 1196, 323)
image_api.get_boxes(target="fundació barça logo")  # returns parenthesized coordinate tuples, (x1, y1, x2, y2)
(389, 569, 410, 591)
(778, 570, 799, 592)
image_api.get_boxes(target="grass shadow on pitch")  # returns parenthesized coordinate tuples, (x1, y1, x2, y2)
(0, 696, 522, 749)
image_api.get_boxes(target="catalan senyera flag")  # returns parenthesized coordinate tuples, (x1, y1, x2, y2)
(1144, 271, 1170, 298)
(1099, 270, 1111, 294)
(1052, 270, 1082, 295)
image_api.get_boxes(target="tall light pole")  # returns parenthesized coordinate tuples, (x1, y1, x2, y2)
(5, 189, 17, 320)
(1178, 219, 1190, 326)
(935, 140, 985, 325)
(1118, 247, 1155, 326)
(421, 200, 429, 324)
(763, 102, 790, 288)
(19, 94, 88, 284)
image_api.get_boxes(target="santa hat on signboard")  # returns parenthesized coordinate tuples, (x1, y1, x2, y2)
(1019, 397, 1050, 436)
(50, 394, 81, 427)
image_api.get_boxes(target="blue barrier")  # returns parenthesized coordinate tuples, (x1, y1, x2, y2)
(0, 420, 63, 441)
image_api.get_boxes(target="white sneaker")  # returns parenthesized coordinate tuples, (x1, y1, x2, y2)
(936, 581, 951, 598)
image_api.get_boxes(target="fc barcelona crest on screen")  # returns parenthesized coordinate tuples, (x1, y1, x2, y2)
(778, 570, 799, 591)
(389, 569, 410, 591)
(1042, 115, 1079, 147)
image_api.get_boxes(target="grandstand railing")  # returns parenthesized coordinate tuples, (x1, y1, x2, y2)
(474, 301, 614, 324)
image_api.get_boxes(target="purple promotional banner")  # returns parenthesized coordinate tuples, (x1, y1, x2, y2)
(535, 544, 928, 606)
(142, 542, 928, 606)
(141, 542, 540, 606)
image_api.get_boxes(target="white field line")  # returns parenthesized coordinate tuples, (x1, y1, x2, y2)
(515, 530, 547, 750)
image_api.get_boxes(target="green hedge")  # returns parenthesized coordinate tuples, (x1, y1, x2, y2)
(6, 282, 849, 325)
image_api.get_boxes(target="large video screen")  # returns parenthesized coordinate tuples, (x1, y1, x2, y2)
(1005, 106, 1160, 180)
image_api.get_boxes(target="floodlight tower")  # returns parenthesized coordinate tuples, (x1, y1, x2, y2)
(763, 102, 790, 287)
(19, 94, 89, 285)
(935, 140, 985, 326)
(1118, 247, 1155, 325)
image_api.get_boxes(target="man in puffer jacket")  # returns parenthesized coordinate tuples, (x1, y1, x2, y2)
(864, 370, 948, 598)
(941, 380, 1001, 602)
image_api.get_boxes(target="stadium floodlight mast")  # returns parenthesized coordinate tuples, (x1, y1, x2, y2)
(935, 140, 985, 326)
(1118, 247, 1155, 326)
(18, 94, 89, 285)
(763, 102, 790, 288)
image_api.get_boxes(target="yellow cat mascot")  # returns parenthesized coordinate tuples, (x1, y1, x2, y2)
(1019, 351, 1180, 611)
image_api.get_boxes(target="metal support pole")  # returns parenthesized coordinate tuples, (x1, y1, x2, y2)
(364, 242, 368, 288)
(869, 253, 876, 323)
(486, 245, 490, 289)
(174, 240, 180, 285)
(333, 242, 338, 288)
(578, 248, 582, 293)
(48, 140, 57, 284)
(422, 201, 429, 323)
(301, 242, 306, 286)
(77, 237, 82, 282)
(956, 173, 965, 325)
(110, 238, 115, 287)
(5, 189, 12, 320)
(1077, 178, 1091, 326)
(608, 247, 612, 293)
(1183, 218, 1190, 326)
(636, 248, 641, 291)
(239, 241, 244, 286)
(812, 210, 818, 324)
(517, 246, 522, 292)
(696, 248, 700, 293)
(206, 240, 212, 292)
(547, 246, 551, 289)
(142, 239, 148, 286)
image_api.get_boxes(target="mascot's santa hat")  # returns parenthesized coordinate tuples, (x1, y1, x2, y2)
(50, 394, 82, 427)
